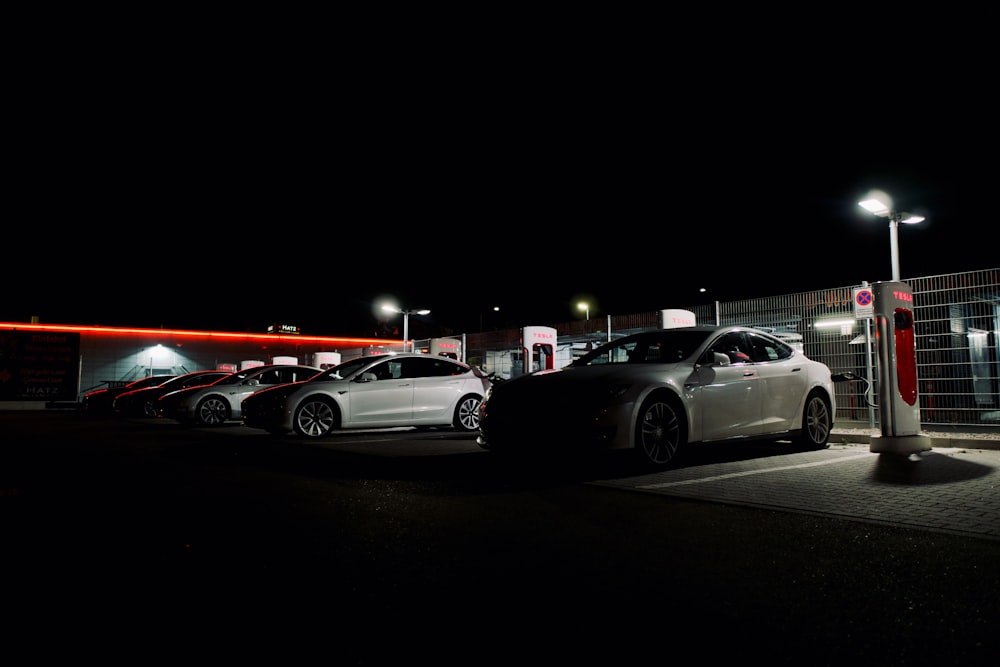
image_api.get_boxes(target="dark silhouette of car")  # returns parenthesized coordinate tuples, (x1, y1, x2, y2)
(80, 375, 175, 415)
(112, 370, 231, 418)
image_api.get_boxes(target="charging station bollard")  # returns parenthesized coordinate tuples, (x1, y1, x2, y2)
(870, 281, 932, 455)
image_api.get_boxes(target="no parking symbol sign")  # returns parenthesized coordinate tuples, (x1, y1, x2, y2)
(854, 287, 874, 320)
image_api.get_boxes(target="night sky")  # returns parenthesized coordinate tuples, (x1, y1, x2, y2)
(8, 38, 997, 340)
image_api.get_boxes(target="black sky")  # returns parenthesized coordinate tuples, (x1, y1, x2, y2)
(7, 34, 997, 340)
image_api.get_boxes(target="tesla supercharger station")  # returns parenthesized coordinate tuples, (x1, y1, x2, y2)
(660, 309, 696, 329)
(871, 281, 932, 455)
(520, 326, 557, 376)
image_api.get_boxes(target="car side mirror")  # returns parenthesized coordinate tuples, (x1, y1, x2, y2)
(710, 352, 731, 366)
(359, 372, 378, 382)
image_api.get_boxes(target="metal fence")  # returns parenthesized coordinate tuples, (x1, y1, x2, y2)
(461, 268, 1000, 431)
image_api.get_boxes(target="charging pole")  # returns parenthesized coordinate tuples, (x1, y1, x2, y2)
(870, 281, 931, 455)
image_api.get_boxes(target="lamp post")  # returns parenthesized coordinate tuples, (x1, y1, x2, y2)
(577, 302, 590, 320)
(381, 305, 430, 352)
(858, 195, 925, 282)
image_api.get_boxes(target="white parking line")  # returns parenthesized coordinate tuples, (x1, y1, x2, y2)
(637, 452, 875, 489)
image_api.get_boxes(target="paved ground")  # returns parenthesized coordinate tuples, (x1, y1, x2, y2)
(596, 431, 1000, 542)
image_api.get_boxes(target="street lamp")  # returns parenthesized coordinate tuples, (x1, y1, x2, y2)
(577, 302, 589, 320)
(858, 194, 925, 281)
(479, 305, 500, 332)
(381, 305, 430, 352)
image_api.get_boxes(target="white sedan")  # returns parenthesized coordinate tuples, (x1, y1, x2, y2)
(157, 364, 322, 426)
(477, 325, 836, 469)
(241, 353, 492, 437)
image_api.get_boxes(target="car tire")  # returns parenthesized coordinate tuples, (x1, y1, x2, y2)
(795, 390, 832, 450)
(142, 400, 159, 419)
(635, 392, 686, 469)
(195, 395, 230, 426)
(453, 395, 482, 432)
(293, 398, 338, 438)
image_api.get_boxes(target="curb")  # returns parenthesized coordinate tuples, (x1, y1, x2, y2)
(832, 431, 1000, 451)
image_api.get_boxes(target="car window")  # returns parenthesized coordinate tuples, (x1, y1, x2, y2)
(747, 332, 793, 362)
(181, 373, 226, 387)
(365, 360, 396, 381)
(707, 332, 754, 364)
(399, 357, 467, 379)
(277, 367, 315, 383)
(254, 369, 281, 384)
(316, 356, 371, 381)
(576, 330, 711, 366)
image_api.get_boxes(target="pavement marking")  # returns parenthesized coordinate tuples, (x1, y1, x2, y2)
(637, 452, 875, 489)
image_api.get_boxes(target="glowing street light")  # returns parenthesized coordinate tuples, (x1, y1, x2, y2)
(577, 302, 590, 320)
(479, 305, 500, 332)
(381, 305, 430, 352)
(858, 193, 925, 282)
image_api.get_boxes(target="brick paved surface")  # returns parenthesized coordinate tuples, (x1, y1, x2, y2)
(593, 440, 1000, 542)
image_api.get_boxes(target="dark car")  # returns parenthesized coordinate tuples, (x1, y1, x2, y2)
(157, 364, 322, 426)
(112, 370, 232, 418)
(80, 375, 176, 415)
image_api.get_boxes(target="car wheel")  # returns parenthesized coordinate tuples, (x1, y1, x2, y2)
(635, 392, 685, 469)
(293, 398, 338, 438)
(453, 395, 482, 432)
(142, 400, 158, 418)
(795, 391, 831, 450)
(196, 396, 230, 426)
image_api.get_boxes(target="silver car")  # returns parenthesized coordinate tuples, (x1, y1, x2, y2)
(241, 353, 492, 437)
(157, 364, 322, 426)
(477, 325, 836, 469)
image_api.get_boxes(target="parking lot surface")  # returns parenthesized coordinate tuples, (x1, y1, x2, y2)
(595, 440, 1000, 542)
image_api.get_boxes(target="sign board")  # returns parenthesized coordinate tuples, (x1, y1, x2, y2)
(0, 330, 80, 401)
(853, 287, 874, 321)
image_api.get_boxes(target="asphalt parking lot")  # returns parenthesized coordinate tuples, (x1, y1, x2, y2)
(2, 412, 999, 666)
(231, 422, 1000, 542)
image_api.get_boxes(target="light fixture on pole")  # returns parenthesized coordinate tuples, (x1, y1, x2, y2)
(479, 305, 500, 332)
(381, 305, 431, 352)
(577, 302, 590, 320)
(858, 194, 925, 282)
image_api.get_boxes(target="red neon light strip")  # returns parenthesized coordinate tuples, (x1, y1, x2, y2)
(0, 322, 401, 347)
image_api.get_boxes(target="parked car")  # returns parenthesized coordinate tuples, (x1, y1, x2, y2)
(476, 325, 836, 469)
(112, 370, 232, 418)
(157, 364, 322, 426)
(241, 353, 492, 437)
(80, 375, 176, 414)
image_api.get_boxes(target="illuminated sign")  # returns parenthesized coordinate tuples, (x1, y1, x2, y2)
(268, 323, 300, 335)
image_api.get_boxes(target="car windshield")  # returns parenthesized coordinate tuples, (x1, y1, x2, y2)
(214, 368, 267, 385)
(312, 356, 378, 381)
(574, 330, 714, 366)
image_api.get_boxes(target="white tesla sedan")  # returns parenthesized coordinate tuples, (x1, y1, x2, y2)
(477, 325, 836, 469)
(241, 353, 492, 437)
(157, 364, 322, 426)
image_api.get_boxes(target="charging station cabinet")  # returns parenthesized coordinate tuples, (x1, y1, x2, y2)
(870, 281, 932, 455)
